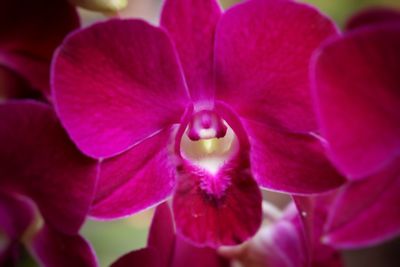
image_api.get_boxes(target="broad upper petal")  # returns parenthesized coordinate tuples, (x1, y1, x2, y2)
(0, 101, 98, 234)
(215, 0, 338, 133)
(311, 25, 400, 178)
(161, 0, 222, 104)
(52, 19, 190, 158)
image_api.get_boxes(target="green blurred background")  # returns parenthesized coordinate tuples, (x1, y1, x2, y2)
(79, 0, 400, 266)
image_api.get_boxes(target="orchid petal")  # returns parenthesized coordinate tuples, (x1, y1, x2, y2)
(346, 8, 400, 30)
(148, 203, 175, 265)
(172, 237, 230, 267)
(311, 25, 400, 178)
(246, 120, 345, 194)
(0, 0, 79, 93)
(0, 193, 34, 267)
(111, 248, 160, 267)
(161, 0, 222, 103)
(90, 129, 175, 219)
(215, 0, 338, 133)
(0, 101, 98, 234)
(325, 161, 400, 248)
(31, 226, 97, 267)
(173, 154, 262, 247)
(52, 19, 189, 158)
(0, 194, 34, 241)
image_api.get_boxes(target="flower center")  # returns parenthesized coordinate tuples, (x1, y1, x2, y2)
(180, 110, 239, 175)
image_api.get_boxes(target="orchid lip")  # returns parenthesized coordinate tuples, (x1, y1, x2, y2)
(180, 110, 239, 176)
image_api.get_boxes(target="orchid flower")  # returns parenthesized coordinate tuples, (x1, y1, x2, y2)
(311, 8, 400, 248)
(111, 203, 229, 267)
(0, 101, 98, 266)
(0, 0, 80, 97)
(52, 0, 344, 247)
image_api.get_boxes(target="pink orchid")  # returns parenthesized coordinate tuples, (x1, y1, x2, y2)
(0, 101, 98, 266)
(0, 0, 79, 97)
(52, 0, 344, 247)
(111, 203, 229, 267)
(311, 8, 400, 247)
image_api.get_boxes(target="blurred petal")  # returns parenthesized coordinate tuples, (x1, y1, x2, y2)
(346, 8, 400, 30)
(0, 193, 34, 267)
(90, 129, 175, 219)
(0, 68, 40, 100)
(312, 25, 400, 178)
(148, 203, 175, 265)
(111, 248, 160, 267)
(0, 0, 79, 93)
(294, 195, 343, 267)
(325, 160, 400, 248)
(0, 194, 34, 241)
(31, 226, 97, 267)
(215, 0, 338, 133)
(161, 0, 222, 103)
(173, 154, 262, 247)
(246, 120, 344, 194)
(172, 237, 230, 267)
(0, 101, 98, 234)
(52, 19, 189, 158)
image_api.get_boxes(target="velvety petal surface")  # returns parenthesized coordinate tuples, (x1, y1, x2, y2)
(161, 0, 222, 103)
(173, 154, 262, 247)
(90, 129, 175, 219)
(324, 160, 400, 248)
(52, 19, 190, 158)
(0, 101, 98, 234)
(312, 25, 400, 178)
(31, 226, 97, 267)
(346, 8, 400, 30)
(0, 0, 79, 93)
(215, 0, 338, 133)
(246, 120, 345, 193)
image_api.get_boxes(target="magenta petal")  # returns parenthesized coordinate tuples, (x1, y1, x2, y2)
(215, 0, 338, 133)
(346, 8, 400, 30)
(148, 203, 175, 265)
(172, 237, 230, 267)
(173, 155, 262, 247)
(324, 161, 400, 248)
(246, 120, 345, 194)
(0, 101, 98, 234)
(0, 193, 34, 267)
(31, 226, 97, 267)
(111, 248, 160, 267)
(52, 19, 190, 158)
(312, 25, 400, 178)
(0, 193, 34, 241)
(161, 0, 221, 103)
(90, 129, 175, 219)
(0, 0, 79, 93)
